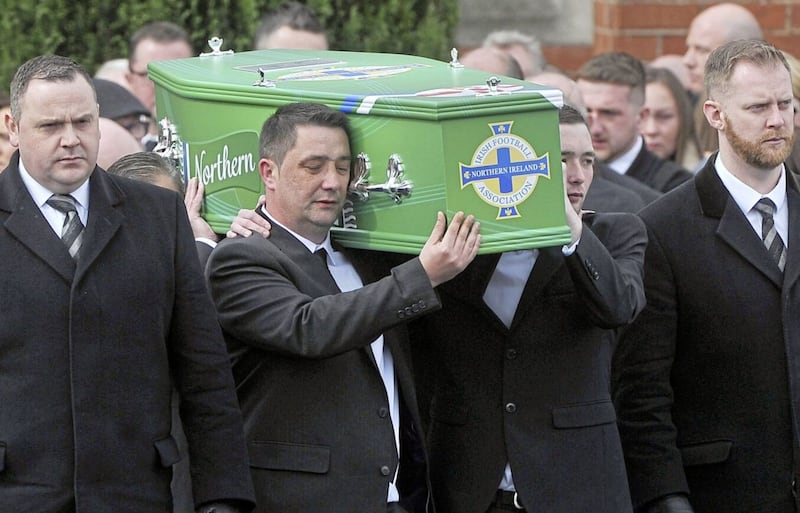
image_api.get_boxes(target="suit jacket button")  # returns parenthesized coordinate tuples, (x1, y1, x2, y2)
(378, 407, 389, 418)
(419, 300, 426, 309)
(505, 402, 517, 413)
(380, 465, 391, 476)
(506, 348, 518, 360)
(397, 310, 405, 319)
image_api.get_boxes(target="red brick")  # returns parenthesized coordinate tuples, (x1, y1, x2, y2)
(594, 1, 612, 29)
(789, 3, 799, 30)
(767, 34, 800, 54)
(608, 35, 660, 60)
(594, 33, 617, 54)
(542, 45, 595, 75)
(662, 35, 688, 55)
(618, 4, 699, 30)
(749, 4, 789, 31)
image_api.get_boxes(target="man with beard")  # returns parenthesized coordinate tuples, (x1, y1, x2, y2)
(612, 40, 800, 513)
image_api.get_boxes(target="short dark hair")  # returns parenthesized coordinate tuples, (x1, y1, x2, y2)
(254, 2, 326, 50)
(705, 39, 789, 100)
(129, 21, 191, 62)
(259, 102, 351, 173)
(10, 55, 94, 121)
(575, 51, 646, 106)
(558, 104, 588, 126)
(106, 151, 184, 194)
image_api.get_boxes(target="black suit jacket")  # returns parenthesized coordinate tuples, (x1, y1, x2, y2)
(594, 160, 662, 206)
(409, 213, 647, 513)
(613, 154, 800, 512)
(624, 139, 693, 193)
(584, 175, 647, 213)
(0, 154, 254, 512)
(206, 220, 439, 513)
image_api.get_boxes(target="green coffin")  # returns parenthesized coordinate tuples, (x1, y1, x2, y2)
(149, 49, 570, 254)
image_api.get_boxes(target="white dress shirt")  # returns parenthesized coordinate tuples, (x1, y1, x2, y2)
(607, 135, 643, 176)
(19, 159, 90, 233)
(715, 157, 788, 249)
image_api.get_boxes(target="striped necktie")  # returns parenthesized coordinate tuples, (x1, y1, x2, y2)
(753, 198, 786, 272)
(46, 194, 84, 260)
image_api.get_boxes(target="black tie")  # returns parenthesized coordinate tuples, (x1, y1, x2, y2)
(314, 248, 338, 288)
(314, 247, 328, 266)
(46, 194, 84, 260)
(754, 198, 786, 272)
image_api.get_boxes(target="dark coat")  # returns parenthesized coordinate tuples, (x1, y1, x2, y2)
(625, 140, 693, 193)
(613, 154, 800, 512)
(594, 160, 662, 206)
(206, 220, 438, 513)
(0, 154, 254, 512)
(584, 175, 648, 213)
(409, 212, 647, 513)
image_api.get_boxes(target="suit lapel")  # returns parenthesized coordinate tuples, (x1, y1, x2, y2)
(463, 254, 509, 331)
(784, 174, 800, 289)
(696, 155, 783, 287)
(510, 247, 563, 330)
(261, 212, 341, 294)
(74, 169, 124, 280)
(467, 249, 562, 332)
(0, 157, 76, 282)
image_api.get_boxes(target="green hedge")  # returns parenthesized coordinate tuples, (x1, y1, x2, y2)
(0, 0, 457, 92)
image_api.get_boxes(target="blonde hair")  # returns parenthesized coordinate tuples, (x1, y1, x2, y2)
(781, 50, 800, 99)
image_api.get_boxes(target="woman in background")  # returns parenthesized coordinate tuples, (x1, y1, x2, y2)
(640, 66, 704, 172)
(782, 50, 800, 174)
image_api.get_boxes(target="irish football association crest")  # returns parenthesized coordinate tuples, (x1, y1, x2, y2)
(460, 122, 550, 219)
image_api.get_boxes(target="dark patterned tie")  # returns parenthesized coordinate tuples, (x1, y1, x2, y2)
(754, 198, 786, 272)
(46, 194, 84, 260)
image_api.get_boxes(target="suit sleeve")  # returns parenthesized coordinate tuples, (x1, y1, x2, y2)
(563, 212, 647, 328)
(206, 238, 441, 359)
(612, 221, 690, 509)
(166, 194, 256, 510)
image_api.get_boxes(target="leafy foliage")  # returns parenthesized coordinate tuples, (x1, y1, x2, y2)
(0, 0, 458, 92)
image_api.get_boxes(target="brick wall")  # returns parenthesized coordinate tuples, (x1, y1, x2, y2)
(543, 0, 800, 74)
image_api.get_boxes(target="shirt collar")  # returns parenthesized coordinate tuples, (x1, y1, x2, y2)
(261, 206, 336, 261)
(607, 135, 643, 175)
(18, 157, 90, 210)
(715, 155, 787, 213)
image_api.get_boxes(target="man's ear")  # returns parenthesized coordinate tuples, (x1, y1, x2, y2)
(5, 111, 19, 148)
(259, 158, 278, 192)
(703, 99, 725, 131)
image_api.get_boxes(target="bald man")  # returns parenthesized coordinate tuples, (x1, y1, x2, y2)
(684, 3, 762, 97)
(529, 71, 587, 116)
(97, 117, 144, 169)
(461, 47, 523, 80)
(684, 3, 763, 156)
